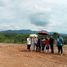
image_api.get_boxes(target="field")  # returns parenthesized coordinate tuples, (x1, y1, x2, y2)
(0, 43, 67, 67)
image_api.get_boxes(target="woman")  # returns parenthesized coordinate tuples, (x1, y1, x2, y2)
(45, 37, 50, 53)
(31, 37, 35, 51)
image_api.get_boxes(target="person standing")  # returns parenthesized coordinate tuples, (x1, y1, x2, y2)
(41, 38, 45, 51)
(49, 36, 54, 54)
(45, 37, 50, 53)
(31, 37, 35, 51)
(36, 38, 41, 52)
(27, 37, 31, 51)
(34, 37, 38, 51)
(57, 35, 63, 55)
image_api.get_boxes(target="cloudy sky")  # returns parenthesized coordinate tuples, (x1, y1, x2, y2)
(0, 0, 67, 33)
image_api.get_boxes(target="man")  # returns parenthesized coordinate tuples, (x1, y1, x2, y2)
(36, 38, 41, 52)
(49, 36, 54, 54)
(27, 37, 31, 51)
(57, 35, 63, 55)
(41, 38, 45, 51)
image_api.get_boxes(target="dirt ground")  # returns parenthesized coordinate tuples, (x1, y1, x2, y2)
(0, 43, 67, 67)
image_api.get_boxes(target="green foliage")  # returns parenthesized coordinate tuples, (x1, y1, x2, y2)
(0, 32, 67, 45)
(53, 32, 59, 39)
(0, 33, 29, 44)
(62, 35, 67, 44)
(0, 33, 5, 42)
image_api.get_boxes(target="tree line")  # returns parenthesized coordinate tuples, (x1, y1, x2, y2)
(0, 33, 29, 43)
(0, 32, 67, 44)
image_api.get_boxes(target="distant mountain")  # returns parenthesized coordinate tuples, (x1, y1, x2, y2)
(0, 30, 37, 34)
(0, 30, 67, 36)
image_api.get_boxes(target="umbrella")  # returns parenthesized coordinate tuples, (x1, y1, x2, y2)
(38, 30, 48, 35)
(29, 34, 38, 37)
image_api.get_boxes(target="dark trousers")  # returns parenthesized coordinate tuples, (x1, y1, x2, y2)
(27, 45, 31, 50)
(36, 45, 41, 52)
(42, 44, 45, 51)
(50, 45, 54, 53)
(58, 46, 63, 54)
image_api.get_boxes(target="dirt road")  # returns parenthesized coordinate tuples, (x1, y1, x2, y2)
(0, 43, 67, 67)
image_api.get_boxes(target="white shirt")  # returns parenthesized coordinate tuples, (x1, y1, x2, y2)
(27, 38, 31, 45)
(34, 38, 38, 44)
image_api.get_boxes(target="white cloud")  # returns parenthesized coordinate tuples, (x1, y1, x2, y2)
(0, 0, 67, 33)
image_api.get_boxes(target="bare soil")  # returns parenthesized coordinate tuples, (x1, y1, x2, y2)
(0, 43, 67, 67)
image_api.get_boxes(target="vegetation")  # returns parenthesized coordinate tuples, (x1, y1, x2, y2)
(0, 32, 67, 44)
(0, 32, 29, 44)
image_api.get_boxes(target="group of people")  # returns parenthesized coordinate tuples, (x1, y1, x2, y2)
(27, 35, 64, 55)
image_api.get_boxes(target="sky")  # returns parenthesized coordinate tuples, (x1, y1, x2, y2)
(0, 0, 67, 33)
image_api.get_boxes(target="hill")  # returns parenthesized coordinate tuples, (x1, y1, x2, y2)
(0, 30, 37, 34)
(0, 30, 67, 36)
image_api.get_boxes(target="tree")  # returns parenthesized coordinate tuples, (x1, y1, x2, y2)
(53, 32, 58, 39)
